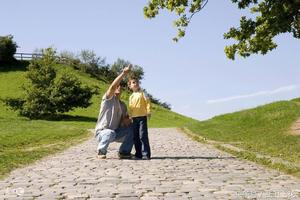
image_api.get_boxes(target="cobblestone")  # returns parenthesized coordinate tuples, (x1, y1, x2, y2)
(0, 128, 299, 199)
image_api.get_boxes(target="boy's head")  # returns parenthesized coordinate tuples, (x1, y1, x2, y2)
(128, 77, 140, 92)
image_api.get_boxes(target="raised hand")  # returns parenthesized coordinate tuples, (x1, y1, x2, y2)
(123, 64, 132, 75)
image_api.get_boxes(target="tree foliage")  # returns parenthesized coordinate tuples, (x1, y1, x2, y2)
(144, 91, 171, 110)
(144, 0, 300, 59)
(6, 48, 95, 119)
(51, 74, 94, 113)
(0, 35, 17, 64)
(59, 50, 114, 82)
(18, 48, 58, 118)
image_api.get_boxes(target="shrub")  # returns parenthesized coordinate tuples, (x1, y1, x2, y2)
(51, 74, 94, 113)
(6, 47, 95, 119)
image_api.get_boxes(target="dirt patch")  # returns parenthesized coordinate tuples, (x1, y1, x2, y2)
(22, 143, 61, 152)
(290, 118, 300, 136)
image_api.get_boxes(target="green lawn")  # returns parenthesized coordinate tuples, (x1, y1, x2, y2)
(185, 100, 300, 177)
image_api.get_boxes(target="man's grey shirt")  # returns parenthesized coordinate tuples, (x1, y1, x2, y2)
(95, 93, 127, 132)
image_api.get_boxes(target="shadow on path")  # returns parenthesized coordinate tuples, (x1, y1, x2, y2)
(151, 156, 236, 160)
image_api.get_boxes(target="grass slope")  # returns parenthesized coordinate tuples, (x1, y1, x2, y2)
(0, 62, 195, 178)
(186, 100, 300, 177)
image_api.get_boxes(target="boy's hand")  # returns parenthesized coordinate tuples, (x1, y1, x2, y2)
(123, 64, 132, 75)
(147, 113, 151, 120)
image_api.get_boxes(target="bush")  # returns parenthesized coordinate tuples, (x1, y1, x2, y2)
(6, 47, 95, 119)
(0, 35, 17, 64)
(51, 74, 94, 113)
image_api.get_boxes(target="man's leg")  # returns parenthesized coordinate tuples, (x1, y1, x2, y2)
(115, 125, 134, 155)
(96, 129, 116, 155)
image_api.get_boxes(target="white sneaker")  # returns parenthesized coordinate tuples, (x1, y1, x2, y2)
(97, 150, 106, 159)
(97, 154, 106, 159)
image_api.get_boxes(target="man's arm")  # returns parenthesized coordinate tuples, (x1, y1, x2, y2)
(106, 64, 131, 99)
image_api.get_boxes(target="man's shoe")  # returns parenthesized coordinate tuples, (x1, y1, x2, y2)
(118, 152, 132, 159)
(97, 150, 106, 159)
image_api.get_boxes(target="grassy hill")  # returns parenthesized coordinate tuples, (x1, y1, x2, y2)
(1, 62, 299, 178)
(185, 99, 300, 177)
(0, 62, 196, 178)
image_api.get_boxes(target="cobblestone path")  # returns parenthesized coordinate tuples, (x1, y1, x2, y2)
(1, 128, 299, 199)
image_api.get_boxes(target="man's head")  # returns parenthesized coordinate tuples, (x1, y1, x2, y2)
(114, 85, 122, 97)
(128, 77, 140, 92)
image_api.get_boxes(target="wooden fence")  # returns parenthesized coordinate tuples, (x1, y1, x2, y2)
(14, 53, 43, 60)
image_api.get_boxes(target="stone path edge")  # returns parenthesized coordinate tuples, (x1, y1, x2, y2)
(180, 127, 300, 179)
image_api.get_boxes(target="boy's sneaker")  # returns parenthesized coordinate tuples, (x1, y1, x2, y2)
(142, 156, 151, 160)
(132, 156, 142, 160)
(97, 150, 106, 159)
(118, 152, 132, 159)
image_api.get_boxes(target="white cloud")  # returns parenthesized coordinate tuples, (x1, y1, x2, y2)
(206, 84, 300, 104)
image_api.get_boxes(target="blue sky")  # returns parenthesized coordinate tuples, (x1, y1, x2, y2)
(1, 0, 300, 120)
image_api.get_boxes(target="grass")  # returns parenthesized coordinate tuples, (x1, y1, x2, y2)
(0, 61, 196, 178)
(185, 100, 300, 177)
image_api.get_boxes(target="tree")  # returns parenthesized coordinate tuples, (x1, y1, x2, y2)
(0, 35, 17, 63)
(78, 49, 111, 78)
(79, 50, 106, 70)
(59, 50, 81, 69)
(6, 47, 95, 119)
(144, 0, 300, 59)
(51, 74, 94, 113)
(20, 48, 58, 118)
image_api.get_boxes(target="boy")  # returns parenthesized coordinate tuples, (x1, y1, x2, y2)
(128, 77, 151, 159)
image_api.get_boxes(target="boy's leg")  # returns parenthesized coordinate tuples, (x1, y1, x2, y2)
(96, 129, 116, 155)
(114, 125, 134, 154)
(133, 118, 142, 158)
(139, 117, 151, 158)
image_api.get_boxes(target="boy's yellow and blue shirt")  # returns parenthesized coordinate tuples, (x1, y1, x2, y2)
(129, 91, 151, 118)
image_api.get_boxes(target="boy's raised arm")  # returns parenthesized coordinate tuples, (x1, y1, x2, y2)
(106, 64, 131, 99)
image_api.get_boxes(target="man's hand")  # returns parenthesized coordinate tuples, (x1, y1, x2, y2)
(121, 117, 133, 127)
(147, 113, 151, 120)
(106, 64, 132, 99)
(123, 64, 132, 75)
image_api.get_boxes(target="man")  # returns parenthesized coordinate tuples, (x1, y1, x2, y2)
(95, 65, 133, 159)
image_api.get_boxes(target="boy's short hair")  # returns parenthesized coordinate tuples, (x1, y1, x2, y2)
(127, 76, 139, 87)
